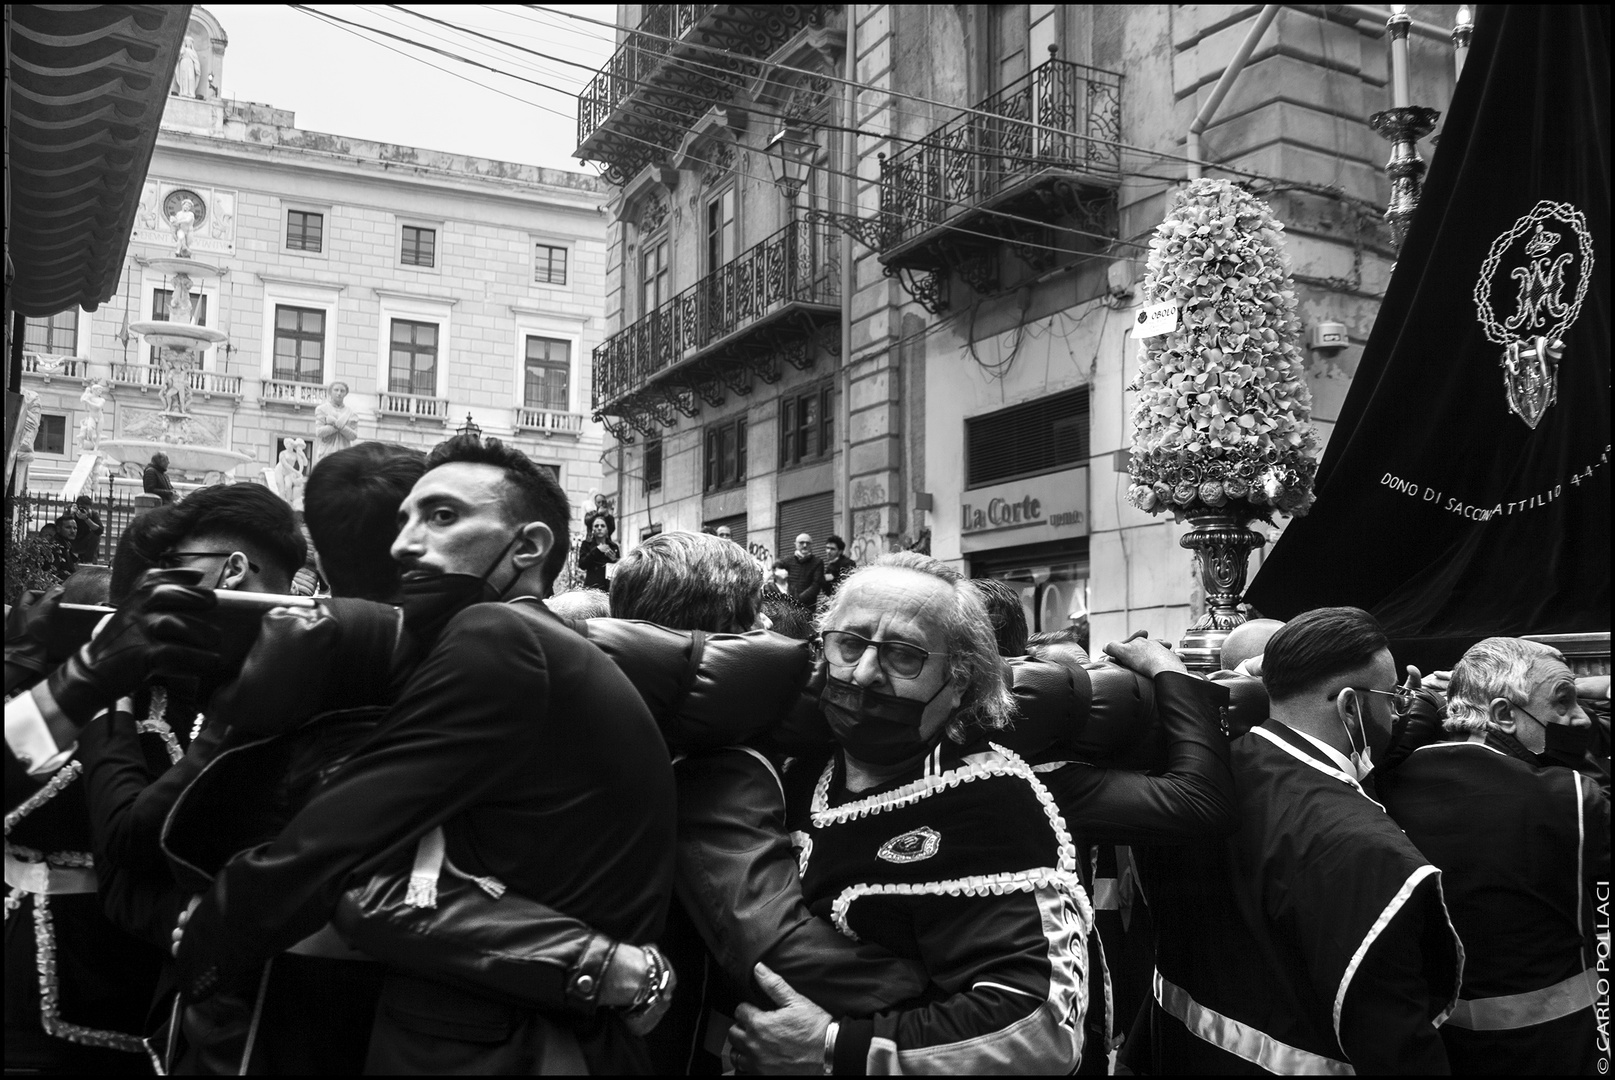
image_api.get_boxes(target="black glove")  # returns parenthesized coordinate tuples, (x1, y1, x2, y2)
(44, 568, 221, 728)
(5, 585, 70, 695)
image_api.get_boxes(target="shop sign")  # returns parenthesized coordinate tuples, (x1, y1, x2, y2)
(960, 466, 1089, 552)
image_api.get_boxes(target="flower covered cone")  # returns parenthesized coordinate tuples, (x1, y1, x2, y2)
(1128, 179, 1320, 523)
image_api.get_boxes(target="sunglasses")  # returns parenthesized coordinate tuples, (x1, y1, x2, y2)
(155, 550, 261, 574)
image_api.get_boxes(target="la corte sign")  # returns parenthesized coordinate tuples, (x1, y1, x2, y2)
(959, 466, 1090, 552)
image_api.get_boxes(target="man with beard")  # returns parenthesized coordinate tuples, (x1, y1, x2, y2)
(171, 435, 677, 1073)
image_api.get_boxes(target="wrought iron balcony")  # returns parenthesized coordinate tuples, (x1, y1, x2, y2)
(879, 53, 1122, 310)
(593, 217, 839, 439)
(515, 407, 587, 437)
(576, 4, 837, 185)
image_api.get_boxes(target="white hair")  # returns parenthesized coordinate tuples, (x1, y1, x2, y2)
(1445, 637, 1566, 734)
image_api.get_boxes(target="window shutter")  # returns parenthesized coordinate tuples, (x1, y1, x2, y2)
(965, 387, 1090, 488)
(776, 492, 834, 563)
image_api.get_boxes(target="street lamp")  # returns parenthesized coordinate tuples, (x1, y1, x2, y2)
(765, 124, 817, 209)
(457, 413, 482, 440)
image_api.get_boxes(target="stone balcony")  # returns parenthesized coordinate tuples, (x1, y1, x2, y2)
(108, 361, 243, 401)
(259, 378, 329, 410)
(20, 353, 89, 383)
(378, 390, 451, 423)
(514, 407, 587, 437)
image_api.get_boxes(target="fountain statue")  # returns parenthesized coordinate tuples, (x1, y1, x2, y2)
(96, 217, 254, 484)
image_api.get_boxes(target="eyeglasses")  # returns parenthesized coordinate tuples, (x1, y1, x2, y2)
(1360, 685, 1415, 714)
(818, 630, 943, 681)
(155, 550, 261, 573)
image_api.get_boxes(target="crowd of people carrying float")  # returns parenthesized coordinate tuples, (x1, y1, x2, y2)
(3, 433, 1608, 1075)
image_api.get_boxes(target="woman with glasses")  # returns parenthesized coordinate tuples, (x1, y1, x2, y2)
(729, 551, 1096, 1074)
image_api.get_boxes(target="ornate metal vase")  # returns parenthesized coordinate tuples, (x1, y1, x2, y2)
(1177, 508, 1267, 672)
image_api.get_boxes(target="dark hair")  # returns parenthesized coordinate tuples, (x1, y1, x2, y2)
(759, 591, 814, 640)
(1262, 606, 1388, 702)
(60, 565, 112, 605)
(826, 534, 846, 549)
(166, 483, 307, 581)
(610, 531, 762, 633)
(424, 435, 571, 588)
(75, 495, 93, 508)
(110, 506, 177, 603)
(968, 577, 1029, 657)
(304, 443, 427, 600)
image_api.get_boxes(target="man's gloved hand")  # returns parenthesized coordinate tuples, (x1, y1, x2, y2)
(4, 585, 70, 695)
(45, 569, 220, 727)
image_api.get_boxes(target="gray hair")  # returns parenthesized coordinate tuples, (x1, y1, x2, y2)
(546, 587, 611, 621)
(819, 551, 1016, 741)
(1445, 637, 1567, 734)
(610, 531, 763, 633)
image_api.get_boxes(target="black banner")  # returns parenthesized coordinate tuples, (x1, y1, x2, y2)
(1247, 5, 1610, 650)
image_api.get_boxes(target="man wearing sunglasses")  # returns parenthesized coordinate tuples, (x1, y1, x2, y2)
(1141, 606, 1461, 1075)
(1377, 637, 1607, 1075)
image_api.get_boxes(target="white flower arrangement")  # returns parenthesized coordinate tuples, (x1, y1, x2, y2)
(1127, 179, 1320, 522)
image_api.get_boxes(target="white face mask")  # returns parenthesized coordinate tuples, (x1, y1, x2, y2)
(1339, 698, 1375, 782)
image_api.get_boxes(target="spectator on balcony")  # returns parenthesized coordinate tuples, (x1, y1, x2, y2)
(144, 452, 178, 504)
(68, 495, 105, 565)
(313, 381, 359, 464)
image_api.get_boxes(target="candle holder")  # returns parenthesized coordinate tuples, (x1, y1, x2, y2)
(1370, 105, 1440, 249)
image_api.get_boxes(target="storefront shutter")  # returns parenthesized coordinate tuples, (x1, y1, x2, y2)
(776, 491, 834, 565)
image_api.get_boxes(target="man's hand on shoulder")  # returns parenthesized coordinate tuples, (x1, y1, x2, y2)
(1103, 633, 1189, 678)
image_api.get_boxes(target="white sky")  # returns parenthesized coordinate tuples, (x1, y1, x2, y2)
(215, 5, 619, 175)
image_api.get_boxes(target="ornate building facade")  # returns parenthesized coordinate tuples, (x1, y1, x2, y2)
(17, 6, 610, 530)
(585, 4, 1462, 640)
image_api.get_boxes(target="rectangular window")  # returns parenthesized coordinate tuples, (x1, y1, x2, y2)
(273, 305, 326, 383)
(23, 311, 78, 356)
(703, 416, 747, 492)
(644, 438, 663, 494)
(535, 244, 569, 285)
(286, 209, 324, 252)
(35, 415, 67, 456)
(523, 336, 571, 412)
(389, 319, 439, 396)
(401, 225, 436, 268)
(150, 289, 208, 364)
(965, 386, 1091, 487)
(642, 238, 669, 315)
(706, 188, 736, 270)
(780, 384, 834, 468)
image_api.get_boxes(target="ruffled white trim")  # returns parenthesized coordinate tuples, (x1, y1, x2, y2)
(809, 743, 1078, 875)
(831, 867, 1096, 942)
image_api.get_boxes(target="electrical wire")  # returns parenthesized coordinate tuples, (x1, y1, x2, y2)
(291, 5, 1149, 258)
(522, 3, 1293, 186)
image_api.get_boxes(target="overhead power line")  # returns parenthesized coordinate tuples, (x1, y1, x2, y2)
(290, 5, 1150, 257)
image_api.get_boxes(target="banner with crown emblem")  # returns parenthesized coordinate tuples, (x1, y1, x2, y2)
(1248, 5, 1609, 649)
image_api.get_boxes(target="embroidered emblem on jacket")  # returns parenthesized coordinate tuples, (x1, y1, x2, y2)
(878, 826, 940, 864)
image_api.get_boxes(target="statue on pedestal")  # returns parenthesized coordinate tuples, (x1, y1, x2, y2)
(77, 380, 111, 452)
(313, 381, 359, 463)
(158, 360, 193, 416)
(268, 437, 309, 512)
(174, 36, 200, 99)
(169, 200, 197, 259)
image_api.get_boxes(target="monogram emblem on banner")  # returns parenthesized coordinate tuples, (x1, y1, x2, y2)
(1472, 201, 1595, 429)
(877, 826, 941, 864)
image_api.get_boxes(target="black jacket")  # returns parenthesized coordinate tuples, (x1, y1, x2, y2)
(775, 553, 825, 609)
(175, 600, 677, 1068)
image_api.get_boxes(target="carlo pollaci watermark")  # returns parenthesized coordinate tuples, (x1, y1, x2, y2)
(1598, 880, 1610, 1074)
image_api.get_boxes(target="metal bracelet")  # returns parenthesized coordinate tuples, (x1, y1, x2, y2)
(823, 1019, 840, 1075)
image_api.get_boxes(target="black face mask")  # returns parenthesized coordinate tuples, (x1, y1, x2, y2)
(398, 531, 524, 643)
(820, 674, 951, 767)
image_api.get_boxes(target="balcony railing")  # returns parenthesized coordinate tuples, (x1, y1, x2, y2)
(577, 5, 713, 148)
(378, 391, 450, 422)
(258, 378, 329, 408)
(594, 217, 839, 410)
(21, 353, 88, 381)
(880, 56, 1122, 254)
(576, 5, 836, 184)
(109, 362, 243, 399)
(515, 407, 588, 436)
